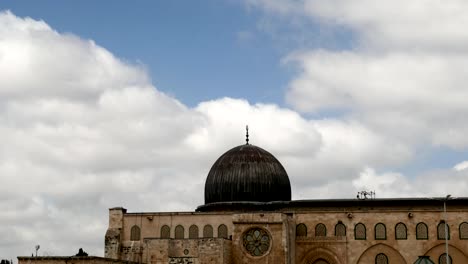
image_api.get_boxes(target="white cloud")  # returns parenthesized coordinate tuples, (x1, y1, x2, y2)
(302, 0, 468, 52)
(414, 168, 468, 197)
(2, 6, 468, 263)
(189, 100, 412, 201)
(245, 0, 468, 201)
(352, 167, 416, 198)
(453, 161, 468, 171)
(0, 10, 199, 258)
(190, 98, 322, 155)
(247, 0, 468, 51)
(285, 50, 468, 148)
(249, 0, 468, 150)
(0, 11, 402, 259)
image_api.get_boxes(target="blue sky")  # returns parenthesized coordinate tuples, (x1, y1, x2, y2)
(1, 1, 292, 105)
(1, 0, 451, 175)
(1, 1, 355, 107)
(2, 0, 468, 259)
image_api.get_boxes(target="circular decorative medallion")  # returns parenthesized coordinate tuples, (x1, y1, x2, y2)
(242, 228, 271, 257)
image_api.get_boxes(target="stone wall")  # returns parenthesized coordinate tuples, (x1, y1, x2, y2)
(231, 213, 290, 264)
(17, 257, 137, 264)
(121, 212, 233, 241)
(105, 208, 127, 259)
(106, 203, 468, 264)
(142, 238, 231, 264)
(294, 209, 468, 264)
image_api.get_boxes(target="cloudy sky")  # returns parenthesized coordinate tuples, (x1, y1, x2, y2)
(2, 0, 468, 260)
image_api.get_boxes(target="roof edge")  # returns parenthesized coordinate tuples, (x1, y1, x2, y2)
(196, 197, 468, 212)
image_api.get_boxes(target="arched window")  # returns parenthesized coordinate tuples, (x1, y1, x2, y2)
(375, 253, 388, 264)
(315, 223, 327, 237)
(438, 253, 452, 264)
(189, 225, 199, 239)
(296, 223, 307, 237)
(175, 225, 184, 239)
(218, 224, 228, 239)
(203, 224, 213, 238)
(460, 222, 468, 239)
(416, 222, 428, 240)
(161, 225, 170, 239)
(355, 223, 366, 240)
(438, 221, 450, 240)
(375, 223, 386, 240)
(130, 225, 140, 241)
(335, 222, 346, 237)
(395, 222, 407, 240)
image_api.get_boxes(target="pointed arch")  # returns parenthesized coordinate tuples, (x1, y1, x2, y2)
(130, 225, 140, 241)
(335, 222, 346, 237)
(375, 253, 388, 264)
(459, 222, 468, 239)
(416, 222, 428, 240)
(301, 246, 341, 264)
(375, 223, 386, 240)
(296, 223, 307, 237)
(438, 221, 450, 240)
(218, 224, 228, 239)
(189, 225, 199, 239)
(424, 243, 468, 263)
(312, 260, 329, 264)
(160, 225, 170, 238)
(395, 222, 407, 240)
(356, 243, 406, 264)
(175, 225, 184, 239)
(355, 223, 366, 240)
(315, 223, 327, 237)
(203, 224, 213, 238)
(438, 253, 452, 264)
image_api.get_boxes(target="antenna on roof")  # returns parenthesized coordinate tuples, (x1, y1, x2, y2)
(246, 125, 249, 145)
(357, 190, 375, 200)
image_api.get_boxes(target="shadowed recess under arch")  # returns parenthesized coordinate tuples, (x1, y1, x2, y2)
(356, 243, 406, 264)
(302, 247, 341, 264)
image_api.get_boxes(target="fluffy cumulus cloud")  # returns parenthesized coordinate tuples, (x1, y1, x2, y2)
(301, 0, 468, 51)
(0, 11, 370, 259)
(247, 0, 468, 189)
(0, 10, 201, 258)
(249, 0, 468, 149)
(243, 0, 468, 203)
(2, 5, 468, 261)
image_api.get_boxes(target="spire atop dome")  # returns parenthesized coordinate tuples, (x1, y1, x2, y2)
(245, 125, 249, 145)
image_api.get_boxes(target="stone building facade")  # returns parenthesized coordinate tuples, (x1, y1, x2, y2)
(16, 141, 468, 264)
(103, 143, 468, 264)
(17, 256, 138, 264)
(104, 199, 468, 264)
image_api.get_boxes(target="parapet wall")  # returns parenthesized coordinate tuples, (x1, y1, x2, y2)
(142, 238, 232, 264)
(17, 257, 138, 264)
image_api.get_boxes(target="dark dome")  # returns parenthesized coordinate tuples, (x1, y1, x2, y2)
(204, 144, 291, 204)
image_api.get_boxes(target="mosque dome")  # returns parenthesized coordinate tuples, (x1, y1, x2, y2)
(204, 142, 292, 204)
